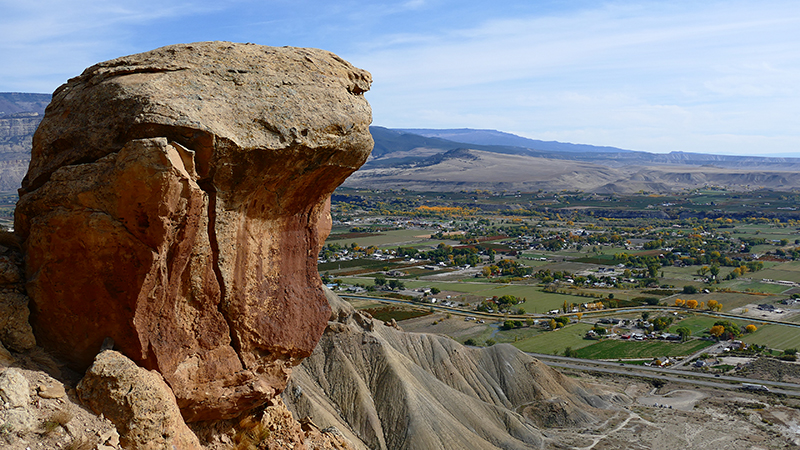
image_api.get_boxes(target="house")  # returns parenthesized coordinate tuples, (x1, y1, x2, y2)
(650, 357, 671, 367)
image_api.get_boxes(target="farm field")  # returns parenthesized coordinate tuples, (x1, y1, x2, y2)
(753, 261, 800, 284)
(720, 279, 791, 294)
(513, 323, 595, 354)
(572, 338, 714, 360)
(742, 324, 800, 351)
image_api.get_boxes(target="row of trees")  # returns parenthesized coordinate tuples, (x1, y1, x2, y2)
(674, 298, 723, 311)
(482, 259, 534, 278)
(373, 276, 405, 291)
(708, 320, 756, 340)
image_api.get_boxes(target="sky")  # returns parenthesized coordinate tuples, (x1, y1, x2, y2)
(2, 0, 799, 156)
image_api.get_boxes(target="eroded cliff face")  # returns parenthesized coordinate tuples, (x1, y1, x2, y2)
(285, 290, 628, 450)
(13, 42, 372, 422)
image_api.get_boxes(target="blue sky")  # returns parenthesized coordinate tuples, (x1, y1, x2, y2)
(2, 0, 799, 156)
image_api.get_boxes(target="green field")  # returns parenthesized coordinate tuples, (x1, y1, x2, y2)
(668, 315, 751, 336)
(512, 323, 595, 354)
(720, 279, 790, 294)
(742, 324, 800, 351)
(573, 338, 713, 360)
(752, 261, 800, 285)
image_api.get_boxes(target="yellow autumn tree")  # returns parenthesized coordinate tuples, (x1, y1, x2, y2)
(686, 299, 698, 309)
(710, 325, 725, 338)
(675, 298, 685, 307)
(745, 324, 758, 333)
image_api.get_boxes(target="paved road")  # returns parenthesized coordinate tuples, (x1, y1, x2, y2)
(530, 352, 800, 396)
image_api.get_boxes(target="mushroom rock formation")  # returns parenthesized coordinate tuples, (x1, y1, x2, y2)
(14, 42, 372, 421)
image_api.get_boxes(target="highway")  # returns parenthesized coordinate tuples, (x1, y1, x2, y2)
(530, 352, 800, 397)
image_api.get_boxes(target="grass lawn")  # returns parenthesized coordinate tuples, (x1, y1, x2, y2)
(513, 323, 595, 354)
(742, 324, 800, 351)
(573, 338, 714, 360)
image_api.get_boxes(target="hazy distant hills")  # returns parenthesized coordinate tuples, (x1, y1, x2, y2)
(397, 128, 635, 154)
(0, 93, 50, 116)
(349, 127, 800, 193)
(2, 92, 800, 194)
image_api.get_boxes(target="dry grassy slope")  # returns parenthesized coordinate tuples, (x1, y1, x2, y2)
(284, 289, 627, 450)
(344, 149, 800, 192)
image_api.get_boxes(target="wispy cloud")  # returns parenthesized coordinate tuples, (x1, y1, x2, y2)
(0, 0, 227, 91)
(1, 0, 798, 155)
(352, 1, 800, 155)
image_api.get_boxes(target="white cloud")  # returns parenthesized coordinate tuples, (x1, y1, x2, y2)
(356, 1, 800, 155)
(2, 0, 799, 155)
(0, 0, 227, 91)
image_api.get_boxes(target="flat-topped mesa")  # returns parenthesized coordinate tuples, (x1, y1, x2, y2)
(14, 42, 373, 421)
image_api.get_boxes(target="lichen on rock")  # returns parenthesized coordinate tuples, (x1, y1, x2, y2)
(14, 41, 373, 422)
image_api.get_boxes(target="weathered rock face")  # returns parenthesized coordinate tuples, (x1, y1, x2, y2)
(78, 351, 202, 450)
(14, 42, 372, 421)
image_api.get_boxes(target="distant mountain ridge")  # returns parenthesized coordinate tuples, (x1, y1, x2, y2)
(351, 127, 800, 193)
(397, 128, 635, 153)
(0, 93, 50, 116)
(370, 126, 800, 171)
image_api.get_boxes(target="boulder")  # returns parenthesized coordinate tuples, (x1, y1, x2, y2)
(77, 350, 201, 450)
(0, 291, 36, 353)
(14, 42, 372, 421)
(0, 367, 30, 408)
(0, 368, 35, 434)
